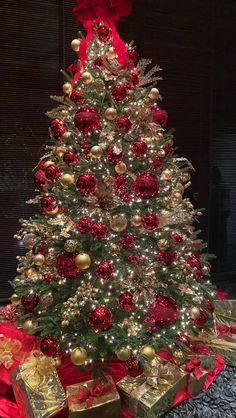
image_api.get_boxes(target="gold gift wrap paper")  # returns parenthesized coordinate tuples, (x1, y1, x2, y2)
(213, 299, 236, 322)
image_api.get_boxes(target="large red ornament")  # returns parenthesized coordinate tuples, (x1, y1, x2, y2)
(118, 292, 134, 311)
(186, 255, 201, 269)
(74, 105, 101, 134)
(141, 213, 159, 230)
(115, 116, 132, 134)
(125, 357, 143, 377)
(63, 151, 79, 166)
(41, 195, 58, 213)
(40, 336, 60, 357)
(147, 295, 179, 326)
(132, 172, 159, 199)
(152, 107, 168, 127)
(45, 164, 61, 180)
(106, 147, 123, 164)
(76, 172, 97, 194)
(21, 293, 39, 310)
(50, 119, 66, 139)
(96, 23, 111, 42)
(89, 306, 112, 332)
(91, 222, 109, 240)
(34, 170, 51, 191)
(56, 252, 81, 278)
(119, 233, 136, 248)
(75, 217, 92, 233)
(70, 89, 85, 104)
(131, 138, 147, 157)
(95, 261, 114, 280)
(149, 155, 163, 171)
(155, 250, 176, 265)
(111, 84, 128, 102)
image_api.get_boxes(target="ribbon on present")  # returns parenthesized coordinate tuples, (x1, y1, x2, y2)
(68, 378, 116, 408)
(185, 357, 203, 380)
(215, 323, 236, 337)
(17, 351, 55, 391)
(0, 336, 22, 369)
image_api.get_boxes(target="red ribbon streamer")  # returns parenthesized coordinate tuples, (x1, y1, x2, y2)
(72, 0, 132, 26)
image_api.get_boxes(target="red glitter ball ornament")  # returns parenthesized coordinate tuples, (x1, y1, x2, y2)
(171, 232, 183, 244)
(91, 222, 109, 240)
(119, 190, 132, 203)
(41, 195, 57, 213)
(193, 269, 203, 281)
(50, 119, 66, 139)
(155, 250, 176, 265)
(63, 151, 79, 166)
(115, 116, 132, 134)
(96, 23, 111, 42)
(43, 273, 55, 283)
(56, 252, 81, 278)
(149, 155, 163, 171)
(45, 164, 61, 180)
(125, 357, 143, 377)
(119, 233, 136, 248)
(95, 261, 114, 280)
(129, 70, 139, 86)
(21, 293, 39, 310)
(127, 48, 138, 63)
(147, 295, 179, 326)
(75, 217, 92, 233)
(111, 84, 128, 102)
(163, 144, 173, 156)
(106, 147, 123, 164)
(141, 213, 159, 230)
(118, 292, 134, 311)
(70, 89, 85, 104)
(34, 170, 51, 191)
(186, 255, 201, 269)
(132, 171, 159, 199)
(131, 138, 147, 157)
(74, 105, 101, 134)
(152, 107, 168, 127)
(127, 254, 139, 264)
(114, 175, 126, 190)
(76, 172, 97, 194)
(40, 336, 60, 357)
(89, 306, 112, 332)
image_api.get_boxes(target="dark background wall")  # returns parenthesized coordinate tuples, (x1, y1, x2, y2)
(0, 0, 236, 301)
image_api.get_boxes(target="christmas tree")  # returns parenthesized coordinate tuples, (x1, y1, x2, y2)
(11, 0, 216, 370)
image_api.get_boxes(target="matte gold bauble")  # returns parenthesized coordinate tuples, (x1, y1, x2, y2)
(33, 254, 45, 266)
(64, 239, 77, 253)
(62, 131, 73, 141)
(22, 318, 38, 334)
(157, 239, 169, 250)
(23, 233, 37, 249)
(10, 293, 21, 305)
(148, 88, 159, 100)
(105, 107, 117, 121)
(110, 214, 128, 232)
(59, 174, 75, 187)
(71, 38, 81, 52)
(161, 169, 172, 181)
(106, 47, 116, 59)
(115, 162, 127, 174)
(190, 306, 201, 319)
(62, 82, 72, 95)
(53, 356, 62, 369)
(43, 160, 54, 169)
(90, 146, 103, 158)
(75, 253, 91, 270)
(140, 345, 156, 361)
(81, 71, 93, 84)
(116, 347, 131, 362)
(53, 146, 66, 157)
(131, 214, 142, 227)
(70, 347, 88, 366)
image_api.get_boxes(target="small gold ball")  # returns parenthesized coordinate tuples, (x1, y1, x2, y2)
(116, 348, 131, 362)
(24, 267, 38, 279)
(81, 71, 93, 84)
(59, 174, 75, 187)
(43, 160, 54, 169)
(157, 239, 169, 250)
(71, 39, 81, 52)
(131, 214, 142, 227)
(190, 306, 201, 319)
(10, 293, 21, 305)
(148, 88, 159, 100)
(75, 253, 91, 270)
(64, 239, 77, 253)
(161, 169, 172, 181)
(105, 107, 117, 121)
(53, 146, 66, 157)
(53, 356, 62, 369)
(115, 162, 127, 174)
(90, 146, 103, 158)
(22, 318, 38, 334)
(140, 345, 156, 361)
(62, 82, 72, 95)
(110, 214, 128, 232)
(70, 347, 88, 366)
(33, 254, 45, 266)
(106, 47, 116, 60)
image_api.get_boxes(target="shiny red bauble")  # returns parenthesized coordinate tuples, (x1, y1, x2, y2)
(171, 232, 183, 244)
(91, 222, 109, 240)
(45, 164, 61, 180)
(76, 172, 97, 194)
(111, 84, 128, 102)
(132, 171, 159, 199)
(155, 250, 176, 265)
(74, 105, 101, 134)
(149, 155, 163, 171)
(152, 107, 168, 127)
(131, 138, 147, 157)
(118, 292, 134, 311)
(34, 170, 51, 191)
(106, 147, 123, 164)
(79, 139, 90, 155)
(63, 151, 79, 166)
(40, 336, 60, 357)
(21, 293, 39, 310)
(141, 213, 159, 230)
(50, 119, 66, 139)
(119, 190, 132, 203)
(96, 23, 111, 42)
(41, 195, 57, 213)
(89, 306, 112, 332)
(119, 233, 136, 248)
(125, 357, 143, 377)
(95, 261, 114, 279)
(148, 295, 179, 326)
(94, 56, 103, 67)
(186, 255, 201, 269)
(43, 273, 55, 283)
(115, 116, 132, 134)
(75, 217, 92, 233)
(56, 252, 81, 278)
(70, 89, 85, 104)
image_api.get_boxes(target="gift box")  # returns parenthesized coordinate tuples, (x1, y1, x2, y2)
(213, 299, 236, 322)
(11, 351, 66, 418)
(184, 356, 213, 396)
(66, 375, 121, 418)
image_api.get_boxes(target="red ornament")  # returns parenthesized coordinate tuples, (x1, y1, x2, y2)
(45, 164, 61, 180)
(115, 116, 132, 134)
(75, 217, 92, 233)
(152, 107, 168, 127)
(106, 147, 123, 164)
(186, 255, 201, 269)
(192, 311, 208, 329)
(111, 84, 128, 102)
(114, 175, 127, 190)
(127, 48, 138, 63)
(43, 273, 55, 283)
(147, 295, 179, 326)
(94, 57, 103, 67)
(127, 254, 139, 264)
(120, 233, 136, 248)
(40, 336, 60, 357)
(63, 151, 79, 166)
(193, 269, 203, 281)
(50, 119, 66, 139)
(74, 106, 101, 134)
(129, 70, 139, 86)
(89, 306, 112, 332)
(163, 144, 173, 156)
(41, 195, 57, 213)
(141, 213, 159, 230)
(34, 170, 51, 191)
(79, 139, 91, 155)
(21, 294, 39, 310)
(96, 23, 111, 42)
(91, 222, 109, 240)
(70, 89, 85, 104)
(118, 292, 134, 311)
(125, 357, 143, 377)
(131, 138, 147, 157)
(132, 171, 159, 199)
(155, 250, 176, 265)
(56, 252, 81, 278)
(149, 155, 163, 171)
(171, 232, 183, 244)
(119, 189, 132, 203)
(95, 261, 114, 280)
(206, 299, 215, 313)
(76, 172, 97, 194)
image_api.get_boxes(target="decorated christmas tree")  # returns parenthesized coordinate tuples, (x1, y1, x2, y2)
(11, 0, 217, 371)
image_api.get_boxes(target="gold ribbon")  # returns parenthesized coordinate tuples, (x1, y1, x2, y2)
(0, 337, 22, 369)
(193, 332, 236, 350)
(17, 351, 55, 390)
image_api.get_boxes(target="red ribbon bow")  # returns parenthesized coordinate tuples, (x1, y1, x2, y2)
(69, 379, 116, 408)
(185, 357, 203, 380)
(73, 0, 132, 26)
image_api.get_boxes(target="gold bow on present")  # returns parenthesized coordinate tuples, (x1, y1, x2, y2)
(146, 361, 177, 390)
(0, 336, 22, 369)
(17, 351, 55, 390)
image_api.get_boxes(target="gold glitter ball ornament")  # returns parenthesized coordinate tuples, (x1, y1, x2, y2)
(131, 214, 142, 227)
(40, 292, 53, 308)
(81, 71, 93, 84)
(140, 345, 156, 361)
(157, 239, 169, 250)
(70, 347, 88, 366)
(53, 146, 66, 157)
(33, 254, 45, 266)
(64, 239, 77, 253)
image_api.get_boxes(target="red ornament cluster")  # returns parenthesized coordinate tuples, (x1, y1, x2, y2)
(155, 250, 176, 265)
(118, 292, 134, 311)
(132, 172, 159, 199)
(56, 252, 81, 278)
(111, 84, 128, 102)
(75, 217, 92, 233)
(141, 213, 159, 230)
(119, 233, 136, 248)
(63, 151, 79, 166)
(131, 138, 147, 157)
(41, 195, 58, 214)
(89, 306, 112, 332)
(50, 119, 66, 139)
(95, 261, 114, 279)
(115, 116, 132, 134)
(146, 295, 179, 326)
(40, 336, 60, 357)
(21, 293, 39, 310)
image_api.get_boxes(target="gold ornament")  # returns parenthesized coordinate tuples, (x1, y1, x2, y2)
(62, 82, 72, 95)
(158, 149, 166, 157)
(23, 233, 37, 249)
(90, 146, 103, 158)
(109, 243, 120, 256)
(40, 292, 53, 308)
(71, 38, 80, 52)
(106, 47, 116, 59)
(43, 160, 54, 169)
(81, 71, 93, 84)
(110, 214, 128, 232)
(24, 267, 38, 279)
(64, 239, 77, 253)
(70, 347, 88, 366)
(116, 348, 131, 362)
(61, 109, 69, 117)
(22, 318, 38, 334)
(53, 146, 66, 157)
(161, 169, 172, 181)
(190, 306, 201, 319)
(115, 162, 127, 174)
(33, 254, 45, 266)
(93, 79, 105, 92)
(171, 192, 183, 206)
(140, 345, 156, 361)
(53, 356, 62, 369)
(105, 107, 117, 121)
(62, 131, 72, 141)
(131, 214, 142, 227)
(157, 239, 169, 250)
(46, 206, 59, 216)
(10, 294, 21, 305)
(144, 137, 153, 146)
(59, 174, 75, 187)
(172, 350, 184, 364)
(157, 132, 164, 142)
(202, 265, 210, 274)
(148, 88, 159, 100)
(75, 253, 91, 269)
